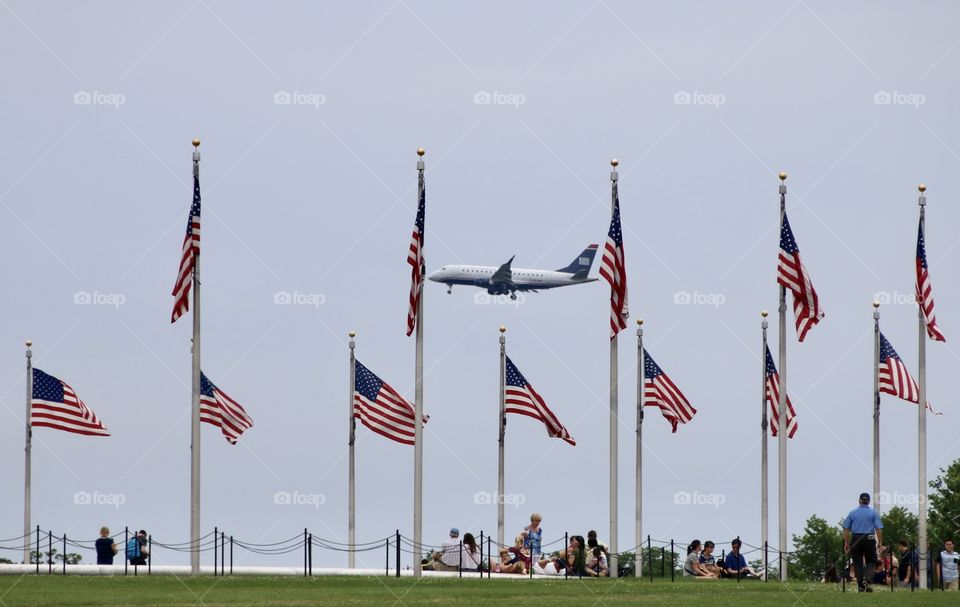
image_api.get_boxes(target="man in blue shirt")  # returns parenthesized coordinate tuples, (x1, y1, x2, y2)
(722, 538, 759, 578)
(843, 493, 883, 592)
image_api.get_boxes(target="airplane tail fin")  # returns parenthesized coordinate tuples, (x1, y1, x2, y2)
(556, 244, 599, 279)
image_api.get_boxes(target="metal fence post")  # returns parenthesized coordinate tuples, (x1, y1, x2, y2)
(124, 527, 128, 576)
(214, 527, 218, 577)
(395, 530, 400, 578)
(47, 530, 51, 574)
(230, 536, 233, 576)
(303, 528, 308, 577)
(62, 533, 66, 575)
(385, 538, 390, 576)
(147, 535, 152, 575)
(647, 535, 653, 582)
(670, 540, 674, 582)
(308, 533, 312, 576)
(459, 540, 463, 578)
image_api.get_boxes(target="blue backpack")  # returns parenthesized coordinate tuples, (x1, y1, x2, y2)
(126, 537, 141, 559)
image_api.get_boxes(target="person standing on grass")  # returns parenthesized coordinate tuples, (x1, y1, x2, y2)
(936, 539, 959, 590)
(95, 527, 117, 565)
(842, 492, 883, 593)
(522, 513, 543, 560)
(126, 530, 149, 566)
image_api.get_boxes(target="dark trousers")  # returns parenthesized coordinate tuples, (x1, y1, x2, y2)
(850, 534, 878, 587)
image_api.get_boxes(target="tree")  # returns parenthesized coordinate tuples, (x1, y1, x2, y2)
(929, 458, 960, 548)
(790, 515, 843, 581)
(879, 506, 918, 549)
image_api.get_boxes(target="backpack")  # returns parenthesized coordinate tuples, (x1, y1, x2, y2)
(126, 537, 141, 559)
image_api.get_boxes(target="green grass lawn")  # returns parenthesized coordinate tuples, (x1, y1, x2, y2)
(0, 575, 953, 606)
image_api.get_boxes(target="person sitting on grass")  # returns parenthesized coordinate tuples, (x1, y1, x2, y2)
(585, 546, 609, 577)
(565, 535, 587, 577)
(699, 541, 722, 577)
(684, 540, 716, 578)
(423, 527, 461, 572)
(460, 533, 481, 572)
(722, 538, 759, 578)
(497, 536, 527, 574)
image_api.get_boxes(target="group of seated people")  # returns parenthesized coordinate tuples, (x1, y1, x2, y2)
(423, 513, 612, 577)
(683, 538, 763, 579)
(497, 529, 611, 577)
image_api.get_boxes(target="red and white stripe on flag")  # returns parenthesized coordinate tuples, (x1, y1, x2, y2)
(31, 382, 110, 437)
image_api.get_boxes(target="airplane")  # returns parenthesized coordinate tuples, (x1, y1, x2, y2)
(428, 245, 599, 300)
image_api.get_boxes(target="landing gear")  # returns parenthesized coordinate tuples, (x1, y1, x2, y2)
(446, 284, 452, 294)
(509, 292, 517, 301)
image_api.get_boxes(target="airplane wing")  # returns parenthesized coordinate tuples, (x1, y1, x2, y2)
(490, 255, 514, 285)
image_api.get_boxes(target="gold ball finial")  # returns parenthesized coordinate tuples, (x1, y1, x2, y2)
(761, 310, 768, 318)
(919, 183, 926, 193)
(25, 339, 32, 347)
(610, 158, 619, 168)
(873, 301, 880, 309)
(637, 319, 643, 326)
(499, 326, 506, 333)
(348, 330, 356, 338)
(417, 148, 425, 157)
(778, 172, 787, 182)
(192, 138, 200, 148)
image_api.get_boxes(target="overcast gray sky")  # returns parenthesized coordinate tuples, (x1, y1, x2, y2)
(1, 0, 959, 568)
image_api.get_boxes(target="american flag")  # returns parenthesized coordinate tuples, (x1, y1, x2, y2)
(406, 186, 425, 337)
(878, 332, 919, 403)
(599, 187, 628, 338)
(764, 346, 797, 438)
(31, 368, 109, 437)
(200, 372, 254, 445)
(354, 360, 426, 445)
(778, 213, 824, 342)
(171, 172, 201, 324)
(643, 349, 695, 433)
(504, 356, 575, 446)
(916, 221, 945, 342)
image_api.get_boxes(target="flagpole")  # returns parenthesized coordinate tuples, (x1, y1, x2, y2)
(413, 148, 425, 578)
(635, 319, 643, 578)
(917, 183, 928, 589)
(498, 326, 506, 548)
(760, 311, 768, 560)
(872, 302, 881, 512)
(190, 138, 202, 575)
(608, 158, 619, 579)
(23, 339, 33, 564)
(348, 330, 356, 569)
(777, 171, 788, 582)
